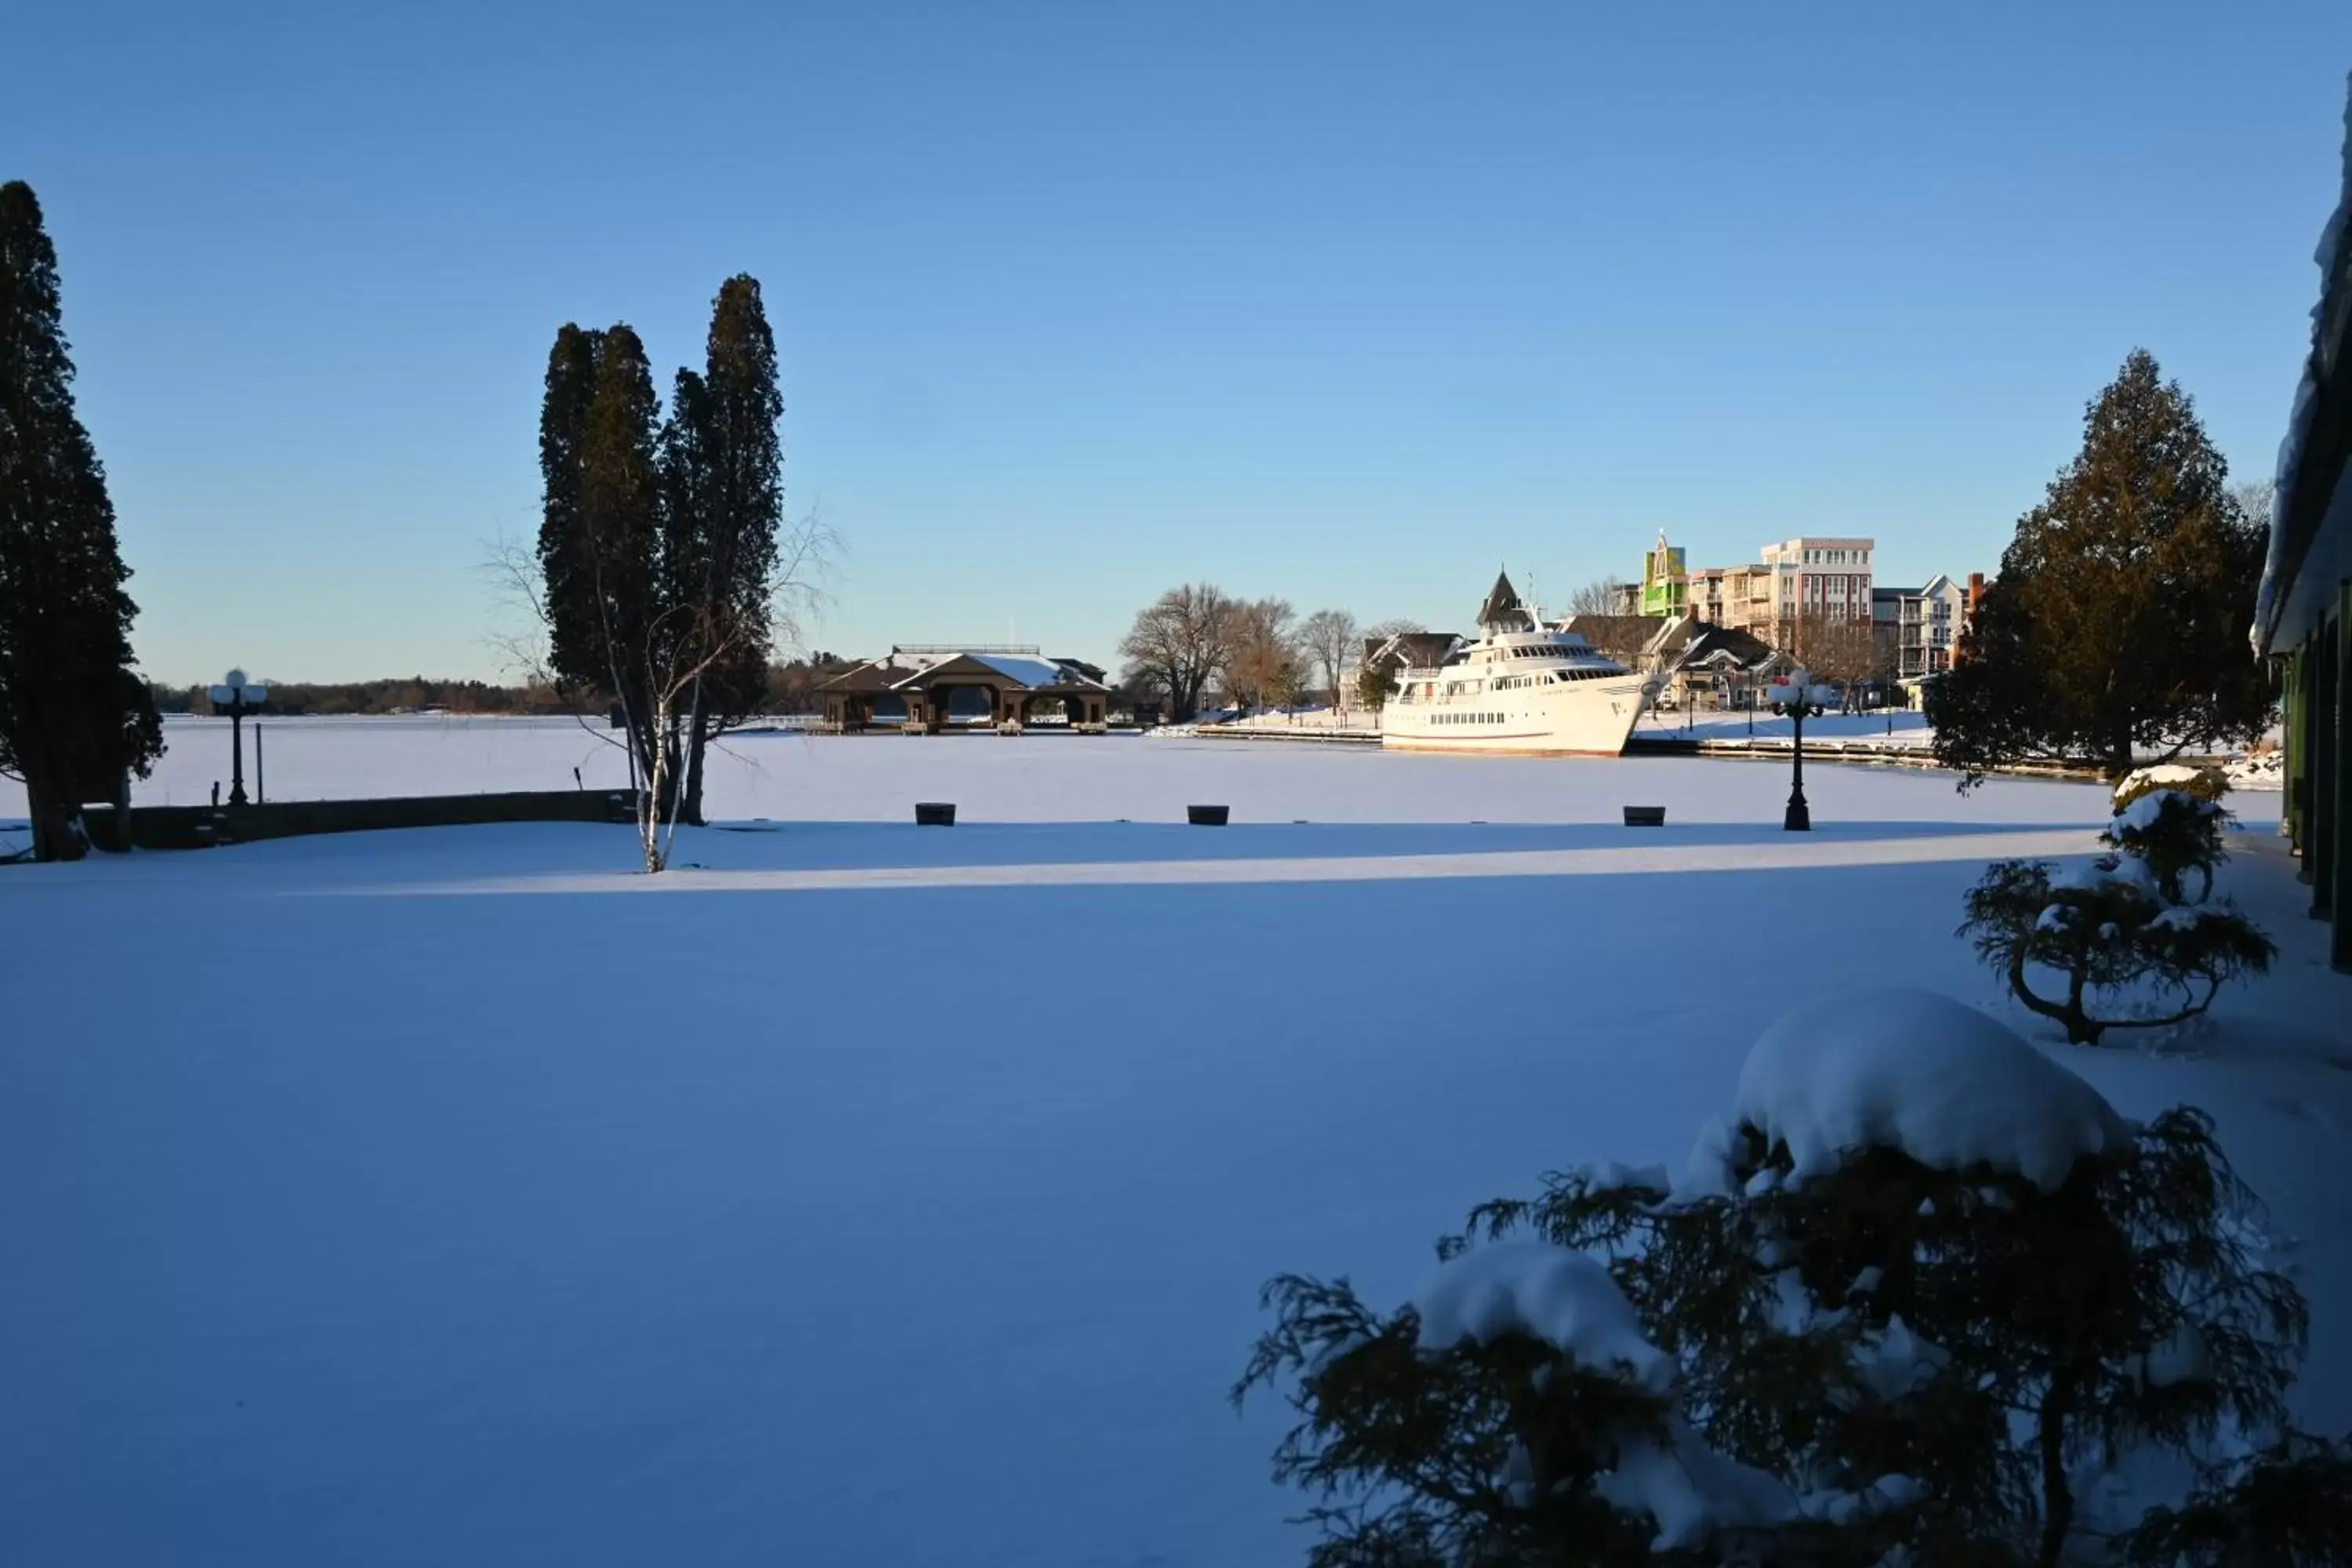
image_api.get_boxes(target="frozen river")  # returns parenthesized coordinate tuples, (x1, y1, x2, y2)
(0, 720, 2329, 1568)
(5, 711, 2188, 830)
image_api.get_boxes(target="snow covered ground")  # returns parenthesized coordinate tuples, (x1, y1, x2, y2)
(2, 737, 2343, 1566)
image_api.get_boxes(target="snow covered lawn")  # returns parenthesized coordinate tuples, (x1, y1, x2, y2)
(2, 741, 2342, 1566)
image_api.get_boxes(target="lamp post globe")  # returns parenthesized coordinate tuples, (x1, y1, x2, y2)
(207, 669, 268, 807)
(1768, 668, 1829, 832)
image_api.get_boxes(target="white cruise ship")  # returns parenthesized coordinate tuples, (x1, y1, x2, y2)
(1377, 572, 1657, 757)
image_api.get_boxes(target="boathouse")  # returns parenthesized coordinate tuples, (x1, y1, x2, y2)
(817, 646, 1113, 733)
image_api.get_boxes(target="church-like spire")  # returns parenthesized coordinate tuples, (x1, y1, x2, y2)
(1476, 568, 1524, 629)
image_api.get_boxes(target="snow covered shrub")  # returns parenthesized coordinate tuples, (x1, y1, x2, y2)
(2100, 789, 2231, 904)
(1232, 1244, 1805, 1566)
(2111, 764, 2228, 815)
(1243, 991, 2320, 1568)
(1468, 993, 2310, 1567)
(1959, 851, 2272, 1046)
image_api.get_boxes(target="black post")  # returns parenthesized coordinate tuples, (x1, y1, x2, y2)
(1784, 702, 1812, 831)
(255, 720, 266, 804)
(227, 695, 249, 806)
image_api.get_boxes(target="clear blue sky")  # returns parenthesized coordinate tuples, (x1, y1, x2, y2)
(7, 2, 2348, 682)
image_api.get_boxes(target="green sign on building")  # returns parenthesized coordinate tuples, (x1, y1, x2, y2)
(1640, 533, 1686, 618)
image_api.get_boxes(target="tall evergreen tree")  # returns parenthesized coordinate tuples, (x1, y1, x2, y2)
(1929, 350, 2271, 784)
(671, 274, 783, 823)
(535, 322, 605, 695)
(533, 280, 793, 855)
(578, 322, 665, 792)
(0, 180, 162, 860)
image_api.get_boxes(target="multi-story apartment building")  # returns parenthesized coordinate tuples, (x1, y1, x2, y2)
(1759, 537, 1875, 629)
(1870, 574, 1968, 679)
(1684, 537, 1875, 647)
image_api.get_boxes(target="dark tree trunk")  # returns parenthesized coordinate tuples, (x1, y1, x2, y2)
(2005, 942, 2106, 1045)
(683, 706, 710, 826)
(2037, 1378, 2076, 1568)
(24, 775, 87, 862)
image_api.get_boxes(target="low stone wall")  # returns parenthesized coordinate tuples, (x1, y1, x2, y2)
(95, 789, 637, 851)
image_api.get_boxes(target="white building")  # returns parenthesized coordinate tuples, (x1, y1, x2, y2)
(1690, 536, 1875, 648)
(1870, 574, 1968, 679)
(1759, 537, 1875, 628)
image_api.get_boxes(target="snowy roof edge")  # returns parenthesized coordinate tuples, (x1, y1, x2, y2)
(2255, 69, 2352, 655)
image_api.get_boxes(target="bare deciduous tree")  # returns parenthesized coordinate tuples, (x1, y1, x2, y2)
(491, 506, 829, 874)
(1117, 583, 1235, 722)
(2233, 477, 2276, 533)
(1225, 597, 1302, 713)
(1298, 608, 1359, 710)
(1788, 610, 1878, 710)
(1566, 577, 1632, 616)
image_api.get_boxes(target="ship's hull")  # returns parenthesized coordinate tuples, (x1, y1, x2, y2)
(1378, 673, 1652, 757)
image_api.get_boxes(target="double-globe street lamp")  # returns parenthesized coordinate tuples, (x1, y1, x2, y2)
(208, 668, 268, 807)
(1766, 667, 1836, 832)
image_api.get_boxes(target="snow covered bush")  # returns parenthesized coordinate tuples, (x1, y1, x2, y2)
(2111, 764, 2228, 815)
(1242, 991, 2325, 1568)
(1232, 1243, 1809, 1566)
(1960, 795, 2272, 1045)
(2100, 789, 2231, 904)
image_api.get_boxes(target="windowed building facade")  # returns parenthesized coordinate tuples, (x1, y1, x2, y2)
(1871, 574, 1968, 679)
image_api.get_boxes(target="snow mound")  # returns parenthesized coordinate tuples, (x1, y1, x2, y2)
(1595, 1414, 1796, 1551)
(1673, 1116, 1740, 1200)
(2116, 764, 2212, 795)
(2223, 753, 2283, 792)
(1412, 1241, 1671, 1390)
(2111, 788, 2222, 836)
(1730, 989, 2131, 1192)
(2050, 854, 2158, 898)
(1851, 1316, 1947, 1401)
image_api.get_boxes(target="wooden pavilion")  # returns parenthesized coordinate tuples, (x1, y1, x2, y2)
(816, 646, 1113, 734)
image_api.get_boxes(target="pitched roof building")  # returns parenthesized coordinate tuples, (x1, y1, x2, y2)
(816, 646, 1112, 733)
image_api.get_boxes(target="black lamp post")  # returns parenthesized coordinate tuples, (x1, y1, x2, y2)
(1769, 670, 1828, 832)
(208, 669, 267, 807)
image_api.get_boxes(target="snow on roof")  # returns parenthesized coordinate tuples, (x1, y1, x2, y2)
(1729, 988, 2130, 1192)
(1412, 1241, 1672, 1392)
(2256, 70, 2352, 654)
(970, 652, 1075, 688)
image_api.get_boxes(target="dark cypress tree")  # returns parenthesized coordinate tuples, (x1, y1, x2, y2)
(534, 280, 786, 847)
(1929, 350, 2271, 785)
(0, 180, 162, 860)
(673, 274, 783, 824)
(577, 322, 665, 799)
(535, 323, 605, 698)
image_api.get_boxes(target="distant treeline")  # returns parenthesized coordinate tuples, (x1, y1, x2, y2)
(151, 655, 855, 718)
